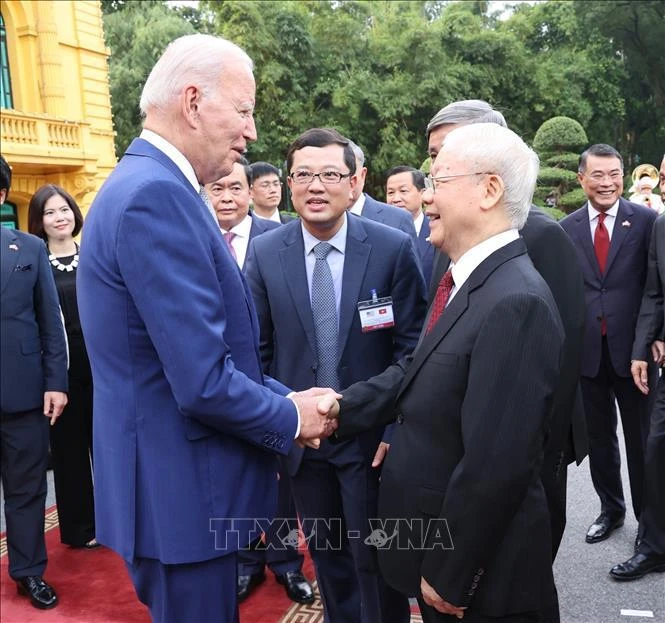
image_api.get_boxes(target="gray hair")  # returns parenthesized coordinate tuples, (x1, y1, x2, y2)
(139, 34, 253, 116)
(426, 100, 507, 137)
(348, 140, 365, 167)
(442, 124, 538, 229)
(578, 144, 623, 174)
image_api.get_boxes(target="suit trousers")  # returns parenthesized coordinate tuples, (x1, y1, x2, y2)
(237, 463, 303, 577)
(126, 553, 238, 623)
(0, 407, 49, 579)
(50, 352, 95, 546)
(291, 444, 410, 623)
(637, 372, 665, 556)
(581, 338, 652, 519)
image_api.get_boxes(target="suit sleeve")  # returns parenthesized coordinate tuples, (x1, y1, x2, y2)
(116, 181, 297, 451)
(420, 293, 563, 607)
(632, 218, 665, 359)
(35, 239, 68, 393)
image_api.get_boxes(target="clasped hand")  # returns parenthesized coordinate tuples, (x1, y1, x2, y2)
(292, 387, 341, 449)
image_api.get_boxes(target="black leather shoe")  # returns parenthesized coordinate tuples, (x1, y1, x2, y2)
(16, 576, 58, 609)
(586, 512, 625, 543)
(276, 571, 315, 605)
(610, 552, 665, 581)
(237, 571, 265, 602)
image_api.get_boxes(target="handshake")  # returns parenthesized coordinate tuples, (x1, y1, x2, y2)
(290, 387, 342, 449)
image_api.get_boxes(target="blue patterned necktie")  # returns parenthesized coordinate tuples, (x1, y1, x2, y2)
(199, 186, 219, 226)
(311, 242, 339, 391)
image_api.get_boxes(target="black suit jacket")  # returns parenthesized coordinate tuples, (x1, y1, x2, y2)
(430, 207, 587, 465)
(337, 239, 563, 614)
(1, 228, 68, 413)
(632, 215, 665, 359)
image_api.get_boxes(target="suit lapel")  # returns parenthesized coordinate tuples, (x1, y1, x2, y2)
(279, 228, 317, 356)
(399, 239, 528, 398)
(574, 206, 602, 281)
(338, 217, 370, 355)
(604, 200, 633, 276)
(1, 228, 20, 296)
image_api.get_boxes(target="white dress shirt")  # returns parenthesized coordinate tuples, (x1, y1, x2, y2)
(254, 209, 282, 224)
(413, 210, 425, 236)
(349, 194, 366, 216)
(587, 200, 619, 241)
(222, 215, 253, 268)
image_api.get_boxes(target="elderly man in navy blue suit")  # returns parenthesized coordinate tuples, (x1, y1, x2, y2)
(77, 35, 339, 623)
(245, 128, 427, 623)
(1, 155, 67, 611)
(386, 166, 435, 285)
(561, 144, 658, 545)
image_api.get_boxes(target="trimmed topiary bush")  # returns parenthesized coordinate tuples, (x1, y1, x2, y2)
(533, 117, 588, 154)
(559, 188, 588, 212)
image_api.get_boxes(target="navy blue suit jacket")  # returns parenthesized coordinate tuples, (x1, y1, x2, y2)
(242, 213, 281, 271)
(560, 199, 657, 378)
(1, 228, 68, 413)
(78, 138, 299, 565)
(361, 194, 417, 242)
(245, 214, 427, 475)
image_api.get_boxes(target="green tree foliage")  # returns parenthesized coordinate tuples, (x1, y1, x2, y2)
(102, 0, 663, 197)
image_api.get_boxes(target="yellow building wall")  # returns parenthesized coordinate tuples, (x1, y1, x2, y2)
(0, 0, 116, 230)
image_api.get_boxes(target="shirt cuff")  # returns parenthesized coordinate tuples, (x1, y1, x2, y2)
(286, 392, 301, 439)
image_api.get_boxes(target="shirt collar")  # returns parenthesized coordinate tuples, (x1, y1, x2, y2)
(223, 214, 253, 238)
(349, 194, 366, 216)
(140, 129, 199, 192)
(413, 210, 424, 234)
(451, 229, 520, 290)
(302, 212, 348, 256)
(587, 200, 619, 222)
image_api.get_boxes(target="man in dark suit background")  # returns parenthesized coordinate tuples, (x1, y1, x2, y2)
(249, 161, 296, 224)
(77, 35, 337, 623)
(325, 123, 564, 621)
(560, 144, 658, 545)
(245, 127, 427, 623)
(426, 100, 587, 564)
(386, 165, 435, 285)
(209, 160, 315, 604)
(610, 157, 665, 580)
(347, 140, 417, 242)
(1, 154, 68, 610)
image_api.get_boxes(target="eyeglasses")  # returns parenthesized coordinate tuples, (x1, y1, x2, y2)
(255, 180, 282, 190)
(209, 184, 245, 197)
(586, 171, 623, 183)
(424, 172, 490, 191)
(289, 170, 352, 185)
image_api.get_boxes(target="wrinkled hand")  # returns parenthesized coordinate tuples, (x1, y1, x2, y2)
(292, 388, 341, 449)
(372, 441, 390, 468)
(631, 360, 649, 395)
(44, 391, 67, 425)
(652, 340, 665, 366)
(421, 577, 466, 618)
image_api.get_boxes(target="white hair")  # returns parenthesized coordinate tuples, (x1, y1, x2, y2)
(442, 124, 538, 229)
(139, 34, 253, 115)
(348, 140, 365, 167)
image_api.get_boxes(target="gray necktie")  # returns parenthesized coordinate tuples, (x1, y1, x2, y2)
(199, 187, 219, 226)
(311, 242, 339, 391)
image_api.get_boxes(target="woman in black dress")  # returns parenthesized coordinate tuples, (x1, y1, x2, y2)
(28, 185, 97, 548)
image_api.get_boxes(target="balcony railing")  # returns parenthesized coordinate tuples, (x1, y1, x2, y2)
(1, 109, 89, 163)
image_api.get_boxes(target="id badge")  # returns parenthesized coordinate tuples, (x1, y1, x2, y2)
(358, 291, 394, 333)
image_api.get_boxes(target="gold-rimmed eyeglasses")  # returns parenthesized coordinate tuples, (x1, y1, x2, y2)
(424, 172, 490, 192)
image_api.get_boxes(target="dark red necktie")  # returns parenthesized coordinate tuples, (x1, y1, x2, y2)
(426, 269, 454, 335)
(594, 213, 609, 335)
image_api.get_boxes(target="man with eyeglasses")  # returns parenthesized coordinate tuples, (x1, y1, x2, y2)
(560, 144, 658, 547)
(245, 127, 426, 623)
(322, 123, 564, 622)
(249, 161, 296, 224)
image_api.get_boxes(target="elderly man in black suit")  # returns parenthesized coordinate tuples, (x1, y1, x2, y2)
(426, 100, 587, 565)
(610, 155, 665, 581)
(0, 155, 68, 610)
(561, 144, 658, 545)
(325, 123, 564, 622)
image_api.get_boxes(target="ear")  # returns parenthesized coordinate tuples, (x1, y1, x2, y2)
(479, 173, 504, 211)
(182, 85, 202, 129)
(577, 171, 585, 186)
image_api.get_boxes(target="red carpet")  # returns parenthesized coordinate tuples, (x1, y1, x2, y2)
(1, 508, 421, 622)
